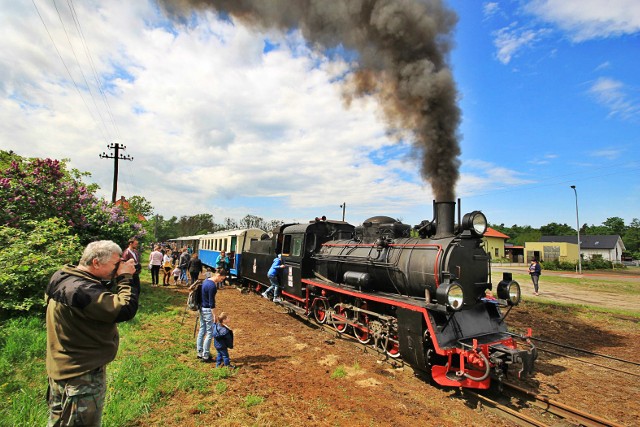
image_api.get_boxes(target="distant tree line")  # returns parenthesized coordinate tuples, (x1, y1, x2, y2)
(490, 217, 640, 259)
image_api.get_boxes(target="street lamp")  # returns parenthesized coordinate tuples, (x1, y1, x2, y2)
(339, 203, 346, 222)
(570, 185, 582, 274)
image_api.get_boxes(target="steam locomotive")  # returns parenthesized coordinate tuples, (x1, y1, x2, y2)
(236, 200, 537, 389)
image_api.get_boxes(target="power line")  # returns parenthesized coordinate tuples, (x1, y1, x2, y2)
(66, 0, 121, 140)
(51, 0, 114, 142)
(31, 0, 111, 144)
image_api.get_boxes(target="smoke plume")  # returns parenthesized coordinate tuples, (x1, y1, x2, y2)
(159, 0, 461, 201)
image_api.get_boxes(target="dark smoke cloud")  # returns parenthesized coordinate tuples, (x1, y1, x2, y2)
(159, 0, 461, 201)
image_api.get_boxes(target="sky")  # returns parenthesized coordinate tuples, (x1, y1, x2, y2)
(1, 0, 639, 230)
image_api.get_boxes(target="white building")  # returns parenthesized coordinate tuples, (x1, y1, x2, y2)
(539, 235, 626, 263)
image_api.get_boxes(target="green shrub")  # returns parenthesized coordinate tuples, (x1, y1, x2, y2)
(0, 219, 82, 315)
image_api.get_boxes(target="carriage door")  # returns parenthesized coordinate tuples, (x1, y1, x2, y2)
(230, 236, 237, 269)
(282, 234, 304, 296)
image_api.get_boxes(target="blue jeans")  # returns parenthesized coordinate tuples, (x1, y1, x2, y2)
(196, 308, 214, 358)
(531, 275, 540, 293)
(264, 276, 281, 298)
(180, 267, 188, 284)
(216, 347, 230, 367)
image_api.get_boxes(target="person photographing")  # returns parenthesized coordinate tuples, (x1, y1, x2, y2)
(45, 240, 140, 426)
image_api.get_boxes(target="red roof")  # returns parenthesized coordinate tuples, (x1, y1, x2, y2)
(484, 227, 510, 239)
(115, 196, 147, 222)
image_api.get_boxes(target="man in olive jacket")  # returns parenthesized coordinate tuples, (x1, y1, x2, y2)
(45, 240, 140, 426)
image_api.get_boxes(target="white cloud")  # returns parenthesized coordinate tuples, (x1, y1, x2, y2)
(0, 0, 445, 226)
(589, 148, 622, 160)
(527, 0, 640, 41)
(492, 23, 547, 64)
(588, 77, 640, 120)
(459, 159, 535, 194)
(482, 2, 500, 20)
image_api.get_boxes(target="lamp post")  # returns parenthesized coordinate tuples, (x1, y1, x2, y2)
(570, 185, 582, 274)
(339, 203, 346, 222)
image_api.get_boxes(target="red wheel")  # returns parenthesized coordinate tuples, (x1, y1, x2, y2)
(332, 304, 349, 334)
(385, 333, 401, 358)
(313, 299, 328, 324)
(353, 313, 371, 344)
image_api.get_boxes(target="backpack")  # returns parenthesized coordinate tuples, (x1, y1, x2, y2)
(213, 323, 234, 349)
(187, 281, 202, 311)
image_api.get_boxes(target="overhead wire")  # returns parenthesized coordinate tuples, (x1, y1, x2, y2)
(31, 0, 111, 144)
(66, 0, 122, 141)
(463, 161, 640, 200)
(51, 0, 114, 142)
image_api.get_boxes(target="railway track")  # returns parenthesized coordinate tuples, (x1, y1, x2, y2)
(463, 382, 625, 427)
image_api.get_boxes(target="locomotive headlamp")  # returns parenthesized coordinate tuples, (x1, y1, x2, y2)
(497, 279, 521, 306)
(436, 282, 465, 311)
(461, 211, 487, 236)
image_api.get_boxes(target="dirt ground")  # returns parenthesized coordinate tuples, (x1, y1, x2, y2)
(144, 273, 640, 427)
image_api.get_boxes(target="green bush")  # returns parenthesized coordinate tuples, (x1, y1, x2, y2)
(541, 259, 576, 271)
(0, 218, 82, 315)
(582, 258, 613, 270)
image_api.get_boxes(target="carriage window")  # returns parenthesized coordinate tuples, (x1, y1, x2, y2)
(292, 236, 303, 257)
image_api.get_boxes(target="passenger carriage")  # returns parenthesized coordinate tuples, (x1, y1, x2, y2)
(198, 228, 267, 279)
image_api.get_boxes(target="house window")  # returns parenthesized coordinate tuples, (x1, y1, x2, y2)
(495, 248, 499, 257)
(543, 245, 560, 261)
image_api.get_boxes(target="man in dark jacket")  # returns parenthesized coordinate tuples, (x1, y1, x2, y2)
(45, 240, 139, 426)
(179, 248, 191, 285)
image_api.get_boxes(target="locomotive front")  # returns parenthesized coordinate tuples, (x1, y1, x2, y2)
(313, 201, 536, 388)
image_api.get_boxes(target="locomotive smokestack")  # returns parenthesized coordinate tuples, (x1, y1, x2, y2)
(434, 201, 455, 239)
(159, 0, 461, 201)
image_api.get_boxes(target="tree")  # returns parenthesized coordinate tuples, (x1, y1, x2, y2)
(239, 214, 265, 229)
(623, 218, 640, 258)
(177, 214, 215, 236)
(127, 195, 154, 219)
(539, 222, 575, 236)
(222, 217, 238, 230)
(602, 217, 626, 236)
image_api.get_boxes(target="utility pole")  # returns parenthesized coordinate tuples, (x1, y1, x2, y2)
(99, 143, 133, 203)
(570, 185, 582, 274)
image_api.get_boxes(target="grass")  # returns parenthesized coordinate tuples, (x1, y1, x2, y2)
(330, 365, 347, 379)
(0, 281, 236, 427)
(1, 262, 637, 425)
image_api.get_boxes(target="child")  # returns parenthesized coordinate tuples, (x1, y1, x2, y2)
(482, 289, 498, 303)
(172, 266, 181, 285)
(213, 312, 235, 368)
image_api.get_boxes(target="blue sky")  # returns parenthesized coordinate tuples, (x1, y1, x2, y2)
(1, 0, 638, 230)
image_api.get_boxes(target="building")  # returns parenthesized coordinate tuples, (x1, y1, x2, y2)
(538, 235, 625, 263)
(114, 196, 147, 222)
(524, 241, 579, 263)
(483, 227, 510, 260)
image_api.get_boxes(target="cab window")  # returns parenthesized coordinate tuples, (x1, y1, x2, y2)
(292, 236, 303, 257)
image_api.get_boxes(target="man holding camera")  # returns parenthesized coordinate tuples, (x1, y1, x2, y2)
(45, 240, 140, 426)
